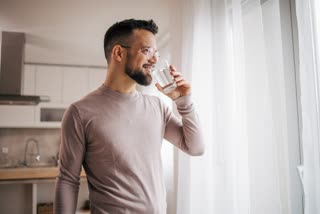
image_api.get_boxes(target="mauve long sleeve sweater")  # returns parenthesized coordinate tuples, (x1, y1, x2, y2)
(54, 84, 204, 214)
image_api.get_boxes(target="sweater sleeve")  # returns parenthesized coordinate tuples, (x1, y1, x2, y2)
(163, 95, 205, 156)
(54, 104, 86, 213)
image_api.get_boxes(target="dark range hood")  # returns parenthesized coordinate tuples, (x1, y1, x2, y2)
(0, 31, 50, 105)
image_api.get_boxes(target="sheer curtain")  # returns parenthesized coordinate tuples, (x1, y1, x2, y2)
(170, 0, 302, 213)
(295, 0, 320, 213)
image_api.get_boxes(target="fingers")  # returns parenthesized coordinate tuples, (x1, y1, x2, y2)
(168, 65, 191, 87)
(169, 65, 176, 72)
(170, 70, 188, 85)
(171, 71, 182, 77)
(176, 79, 189, 87)
(173, 76, 183, 82)
(169, 65, 182, 77)
(155, 83, 164, 92)
(155, 65, 191, 98)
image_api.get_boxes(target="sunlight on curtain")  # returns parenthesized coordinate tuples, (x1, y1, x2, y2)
(295, 0, 320, 213)
(173, 0, 300, 213)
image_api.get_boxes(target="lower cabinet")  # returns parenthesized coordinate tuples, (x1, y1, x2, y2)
(0, 179, 89, 214)
(0, 105, 36, 127)
(0, 104, 68, 128)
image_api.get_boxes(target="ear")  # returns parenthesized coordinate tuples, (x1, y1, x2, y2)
(112, 45, 125, 62)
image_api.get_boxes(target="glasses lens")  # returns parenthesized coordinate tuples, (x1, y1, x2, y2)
(142, 47, 160, 60)
(154, 51, 160, 60)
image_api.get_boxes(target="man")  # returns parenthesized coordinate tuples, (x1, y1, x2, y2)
(54, 19, 204, 214)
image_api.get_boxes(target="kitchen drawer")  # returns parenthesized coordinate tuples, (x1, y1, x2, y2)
(0, 105, 35, 126)
(0, 104, 68, 128)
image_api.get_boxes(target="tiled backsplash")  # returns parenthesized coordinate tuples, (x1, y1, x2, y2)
(0, 128, 61, 167)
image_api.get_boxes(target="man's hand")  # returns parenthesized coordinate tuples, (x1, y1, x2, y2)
(155, 65, 191, 100)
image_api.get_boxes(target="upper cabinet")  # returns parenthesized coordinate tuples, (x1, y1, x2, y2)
(23, 65, 36, 95)
(36, 66, 63, 103)
(25, 65, 106, 105)
(88, 68, 106, 92)
(62, 67, 88, 104)
(0, 64, 106, 128)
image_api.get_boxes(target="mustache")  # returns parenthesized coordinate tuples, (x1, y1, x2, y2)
(143, 64, 155, 69)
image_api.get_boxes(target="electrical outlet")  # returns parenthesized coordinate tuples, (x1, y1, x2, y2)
(2, 147, 8, 154)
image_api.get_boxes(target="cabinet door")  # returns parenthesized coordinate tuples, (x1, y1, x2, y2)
(0, 105, 35, 127)
(62, 67, 88, 104)
(23, 65, 36, 95)
(88, 68, 106, 92)
(35, 66, 63, 103)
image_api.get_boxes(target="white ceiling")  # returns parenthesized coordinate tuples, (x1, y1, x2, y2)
(0, 0, 170, 66)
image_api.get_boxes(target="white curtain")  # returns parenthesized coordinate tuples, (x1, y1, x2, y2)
(170, 0, 302, 213)
(295, 0, 320, 213)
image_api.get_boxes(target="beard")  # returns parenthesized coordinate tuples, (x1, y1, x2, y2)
(125, 63, 153, 86)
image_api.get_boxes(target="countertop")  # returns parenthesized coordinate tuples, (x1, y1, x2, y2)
(0, 167, 86, 181)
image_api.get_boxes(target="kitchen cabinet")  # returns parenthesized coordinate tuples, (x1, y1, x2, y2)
(0, 105, 35, 126)
(36, 65, 63, 103)
(88, 68, 105, 92)
(62, 67, 88, 104)
(0, 104, 64, 128)
(0, 65, 35, 127)
(23, 64, 36, 95)
(0, 64, 106, 128)
(0, 168, 87, 214)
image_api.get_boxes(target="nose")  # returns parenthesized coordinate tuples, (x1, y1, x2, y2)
(148, 54, 158, 64)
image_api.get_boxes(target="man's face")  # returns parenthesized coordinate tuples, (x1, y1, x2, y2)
(124, 30, 158, 86)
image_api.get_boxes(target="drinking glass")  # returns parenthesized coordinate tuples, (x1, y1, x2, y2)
(152, 60, 176, 93)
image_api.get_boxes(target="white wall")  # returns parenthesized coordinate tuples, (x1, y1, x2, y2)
(0, 0, 170, 66)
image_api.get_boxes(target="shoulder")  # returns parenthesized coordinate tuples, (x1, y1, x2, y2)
(72, 87, 104, 108)
(65, 87, 104, 119)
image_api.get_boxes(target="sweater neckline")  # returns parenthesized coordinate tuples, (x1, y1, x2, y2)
(98, 84, 139, 101)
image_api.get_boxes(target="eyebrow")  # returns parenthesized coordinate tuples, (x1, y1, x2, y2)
(142, 46, 158, 52)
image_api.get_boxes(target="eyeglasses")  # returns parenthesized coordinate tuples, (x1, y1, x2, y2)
(120, 45, 160, 61)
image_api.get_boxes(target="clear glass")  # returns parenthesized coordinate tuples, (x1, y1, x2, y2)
(152, 59, 176, 93)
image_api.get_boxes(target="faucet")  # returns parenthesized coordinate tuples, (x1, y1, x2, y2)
(23, 138, 40, 166)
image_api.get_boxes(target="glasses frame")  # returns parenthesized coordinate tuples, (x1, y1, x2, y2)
(120, 45, 160, 61)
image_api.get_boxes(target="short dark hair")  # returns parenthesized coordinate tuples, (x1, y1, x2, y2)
(103, 19, 159, 63)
